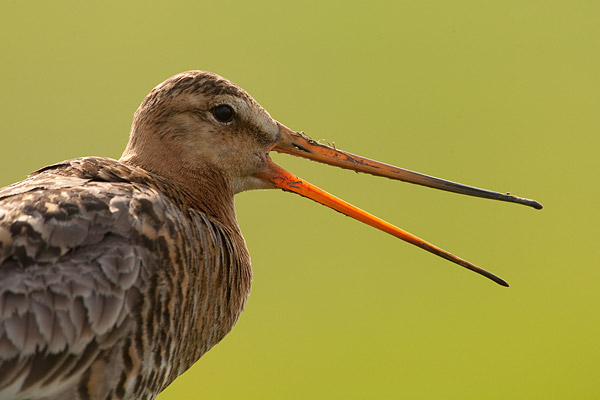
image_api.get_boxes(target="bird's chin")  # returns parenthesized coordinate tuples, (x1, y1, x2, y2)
(232, 175, 273, 194)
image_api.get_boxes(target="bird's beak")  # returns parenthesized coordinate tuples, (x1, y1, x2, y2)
(254, 123, 542, 286)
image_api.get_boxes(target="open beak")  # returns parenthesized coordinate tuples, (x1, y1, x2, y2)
(254, 123, 543, 287)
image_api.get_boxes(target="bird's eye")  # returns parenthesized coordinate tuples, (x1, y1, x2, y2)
(211, 104, 235, 123)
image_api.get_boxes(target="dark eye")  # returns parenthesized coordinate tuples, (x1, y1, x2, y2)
(211, 104, 235, 123)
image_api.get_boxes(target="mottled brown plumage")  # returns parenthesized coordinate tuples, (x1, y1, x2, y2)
(0, 70, 542, 399)
(0, 72, 266, 399)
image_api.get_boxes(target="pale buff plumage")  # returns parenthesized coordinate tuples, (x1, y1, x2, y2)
(0, 70, 542, 400)
(0, 71, 265, 399)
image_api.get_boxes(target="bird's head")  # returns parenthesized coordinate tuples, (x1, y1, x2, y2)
(121, 70, 542, 286)
(121, 71, 281, 194)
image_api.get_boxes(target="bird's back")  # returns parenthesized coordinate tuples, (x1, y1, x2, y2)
(0, 157, 252, 399)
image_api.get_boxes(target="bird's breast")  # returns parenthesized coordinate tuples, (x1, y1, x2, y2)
(0, 157, 253, 399)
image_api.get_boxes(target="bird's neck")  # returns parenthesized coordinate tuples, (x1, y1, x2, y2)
(180, 165, 239, 229)
(121, 152, 239, 230)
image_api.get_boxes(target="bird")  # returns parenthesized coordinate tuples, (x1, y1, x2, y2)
(0, 71, 542, 399)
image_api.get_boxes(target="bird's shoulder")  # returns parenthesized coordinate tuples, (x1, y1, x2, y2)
(0, 156, 195, 268)
(0, 157, 225, 397)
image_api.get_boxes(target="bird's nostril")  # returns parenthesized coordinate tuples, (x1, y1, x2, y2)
(292, 143, 310, 153)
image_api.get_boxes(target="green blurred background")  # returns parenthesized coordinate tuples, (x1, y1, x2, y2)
(1, 1, 598, 399)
